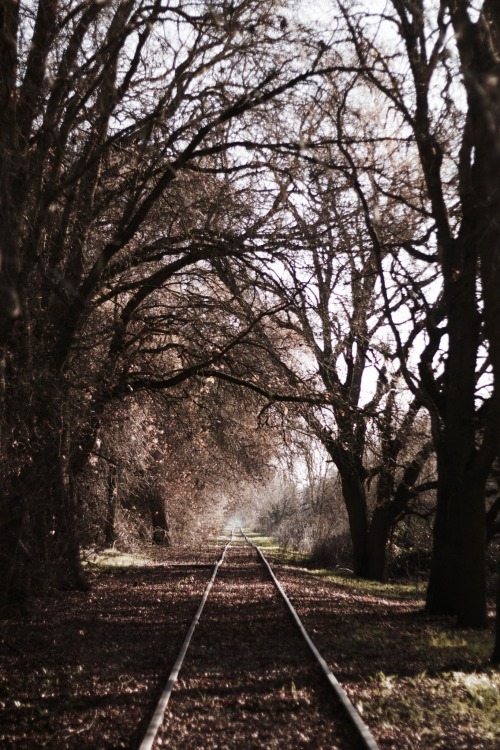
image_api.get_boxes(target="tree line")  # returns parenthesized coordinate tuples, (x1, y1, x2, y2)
(0, 0, 499, 660)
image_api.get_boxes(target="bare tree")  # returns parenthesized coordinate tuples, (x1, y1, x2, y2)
(202, 156, 436, 579)
(318, 0, 498, 626)
(0, 0, 331, 602)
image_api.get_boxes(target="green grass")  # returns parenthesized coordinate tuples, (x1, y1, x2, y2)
(305, 567, 427, 601)
(240, 531, 307, 562)
(428, 628, 496, 662)
(240, 531, 279, 549)
(244, 532, 426, 601)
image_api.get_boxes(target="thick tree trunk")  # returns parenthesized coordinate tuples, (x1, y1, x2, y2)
(426, 480, 455, 617)
(0, 483, 29, 610)
(447, 0, 500, 639)
(475, 86, 500, 650)
(427, 458, 488, 627)
(50, 482, 88, 591)
(366, 507, 392, 581)
(425, 219, 489, 626)
(0, 0, 21, 341)
(337, 468, 368, 576)
(0, 385, 88, 602)
(2, 462, 87, 596)
(492, 562, 500, 665)
(30, 431, 87, 592)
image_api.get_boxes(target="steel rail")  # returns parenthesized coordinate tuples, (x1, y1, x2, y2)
(241, 530, 380, 750)
(138, 531, 234, 750)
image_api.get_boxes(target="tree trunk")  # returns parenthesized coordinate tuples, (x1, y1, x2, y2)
(0, 0, 21, 341)
(50, 480, 88, 591)
(337, 467, 368, 576)
(148, 492, 171, 546)
(426, 478, 455, 616)
(366, 506, 393, 581)
(104, 465, 118, 548)
(0, 482, 29, 611)
(425, 218, 488, 626)
(426, 459, 488, 627)
(367, 441, 435, 582)
(33, 426, 88, 592)
(0, 386, 88, 600)
(446, 0, 500, 637)
(492, 562, 500, 665)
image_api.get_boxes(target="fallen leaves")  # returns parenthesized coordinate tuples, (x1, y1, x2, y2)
(1, 541, 497, 749)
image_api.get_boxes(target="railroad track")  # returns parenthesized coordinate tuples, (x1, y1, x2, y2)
(139, 530, 379, 750)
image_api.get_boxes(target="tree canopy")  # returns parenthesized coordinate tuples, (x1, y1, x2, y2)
(1, 0, 500, 655)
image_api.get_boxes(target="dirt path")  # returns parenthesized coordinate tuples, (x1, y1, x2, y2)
(0, 545, 220, 750)
(156, 543, 363, 750)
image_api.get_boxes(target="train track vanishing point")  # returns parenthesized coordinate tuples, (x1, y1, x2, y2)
(139, 530, 380, 750)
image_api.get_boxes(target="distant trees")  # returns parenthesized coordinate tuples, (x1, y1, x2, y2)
(264, 190, 435, 580)
(204, 121, 437, 580)
(80, 374, 276, 550)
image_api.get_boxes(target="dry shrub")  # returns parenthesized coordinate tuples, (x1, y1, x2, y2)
(308, 531, 353, 569)
(385, 545, 432, 579)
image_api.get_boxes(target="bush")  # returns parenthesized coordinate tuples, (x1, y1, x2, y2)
(386, 545, 432, 579)
(308, 532, 353, 569)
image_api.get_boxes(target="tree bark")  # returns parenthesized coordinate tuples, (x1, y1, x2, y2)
(427, 457, 488, 627)
(366, 507, 392, 581)
(0, 480, 28, 610)
(0, 0, 21, 340)
(444, 0, 500, 646)
(492, 561, 500, 665)
(148, 492, 171, 546)
(31, 421, 88, 592)
(104, 465, 118, 548)
(1, 366, 88, 602)
(337, 466, 369, 576)
(424, 209, 489, 626)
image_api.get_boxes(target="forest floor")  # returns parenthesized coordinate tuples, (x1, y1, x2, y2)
(0, 534, 498, 750)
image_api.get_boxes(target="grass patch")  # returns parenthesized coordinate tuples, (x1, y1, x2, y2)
(82, 548, 153, 570)
(358, 669, 500, 746)
(241, 531, 308, 564)
(240, 531, 280, 550)
(244, 531, 425, 601)
(429, 629, 495, 663)
(305, 568, 427, 601)
(236, 529, 499, 747)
